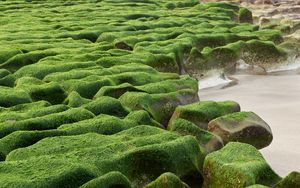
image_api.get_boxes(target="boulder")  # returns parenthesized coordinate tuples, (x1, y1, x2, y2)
(145, 172, 190, 188)
(80, 171, 132, 188)
(169, 101, 240, 130)
(239, 7, 253, 23)
(120, 90, 199, 125)
(203, 142, 281, 188)
(274, 171, 300, 188)
(168, 118, 223, 153)
(208, 111, 273, 149)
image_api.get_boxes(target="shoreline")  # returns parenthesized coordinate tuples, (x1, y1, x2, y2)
(198, 73, 300, 176)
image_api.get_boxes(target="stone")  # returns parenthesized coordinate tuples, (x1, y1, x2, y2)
(203, 142, 281, 188)
(208, 111, 273, 149)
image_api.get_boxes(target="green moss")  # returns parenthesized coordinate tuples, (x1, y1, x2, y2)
(0, 87, 32, 107)
(137, 75, 198, 94)
(80, 171, 132, 188)
(0, 108, 94, 138)
(145, 172, 190, 188)
(120, 89, 198, 125)
(238, 7, 253, 23)
(208, 111, 273, 149)
(83, 96, 129, 117)
(218, 111, 251, 121)
(203, 142, 281, 188)
(169, 100, 240, 130)
(1, 126, 203, 187)
(15, 77, 67, 104)
(63, 91, 91, 108)
(0, 104, 69, 122)
(1, 50, 57, 72)
(274, 171, 300, 188)
(242, 40, 287, 65)
(124, 110, 162, 128)
(0, 72, 16, 87)
(94, 83, 141, 99)
(254, 30, 283, 44)
(62, 77, 115, 99)
(168, 118, 223, 154)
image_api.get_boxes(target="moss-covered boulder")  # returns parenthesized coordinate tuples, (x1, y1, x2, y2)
(120, 90, 199, 125)
(274, 171, 300, 188)
(0, 126, 204, 187)
(242, 40, 286, 66)
(208, 111, 273, 149)
(169, 101, 240, 130)
(168, 118, 223, 153)
(239, 7, 253, 23)
(82, 96, 129, 117)
(203, 142, 281, 188)
(145, 172, 190, 188)
(80, 171, 132, 188)
(0, 87, 32, 107)
(15, 76, 67, 104)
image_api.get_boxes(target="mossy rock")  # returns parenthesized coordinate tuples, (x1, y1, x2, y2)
(242, 40, 286, 65)
(169, 101, 240, 130)
(0, 87, 32, 107)
(168, 118, 223, 154)
(239, 7, 253, 24)
(246, 185, 270, 188)
(0, 103, 69, 122)
(208, 111, 273, 149)
(82, 96, 129, 117)
(120, 90, 199, 125)
(203, 142, 281, 188)
(80, 171, 132, 188)
(63, 91, 91, 108)
(145, 172, 190, 188)
(15, 76, 67, 104)
(0, 108, 94, 139)
(0, 69, 15, 87)
(274, 171, 300, 188)
(94, 83, 141, 99)
(0, 126, 204, 187)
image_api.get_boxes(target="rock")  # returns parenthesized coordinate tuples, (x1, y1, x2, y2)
(144, 172, 190, 188)
(208, 111, 273, 149)
(0, 126, 204, 187)
(235, 59, 267, 75)
(168, 118, 223, 154)
(246, 185, 270, 188)
(82, 96, 129, 117)
(273, 171, 300, 188)
(168, 101, 240, 130)
(203, 142, 281, 188)
(239, 7, 253, 23)
(120, 90, 199, 126)
(80, 171, 132, 188)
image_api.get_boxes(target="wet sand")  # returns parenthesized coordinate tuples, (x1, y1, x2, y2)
(199, 74, 300, 176)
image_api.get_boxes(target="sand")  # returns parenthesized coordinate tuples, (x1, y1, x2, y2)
(199, 73, 300, 176)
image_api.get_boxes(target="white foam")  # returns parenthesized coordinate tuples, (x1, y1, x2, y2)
(198, 74, 235, 90)
(267, 56, 300, 73)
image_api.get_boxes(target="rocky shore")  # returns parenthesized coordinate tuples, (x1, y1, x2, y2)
(0, 0, 299, 187)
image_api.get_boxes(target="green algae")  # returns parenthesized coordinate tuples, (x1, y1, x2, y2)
(145, 172, 190, 188)
(0, 0, 290, 186)
(80, 171, 132, 188)
(169, 100, 240, 130)
(203, 142, 281, 188)
(274, 171, 300, 188)
(168, 118, 223, 154)
(0, 126, 204, 187)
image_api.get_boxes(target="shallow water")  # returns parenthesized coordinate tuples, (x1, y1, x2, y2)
(199, 73, 300, 176)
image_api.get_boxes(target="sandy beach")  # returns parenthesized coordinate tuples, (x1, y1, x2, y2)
(199, 73, 300, 176)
